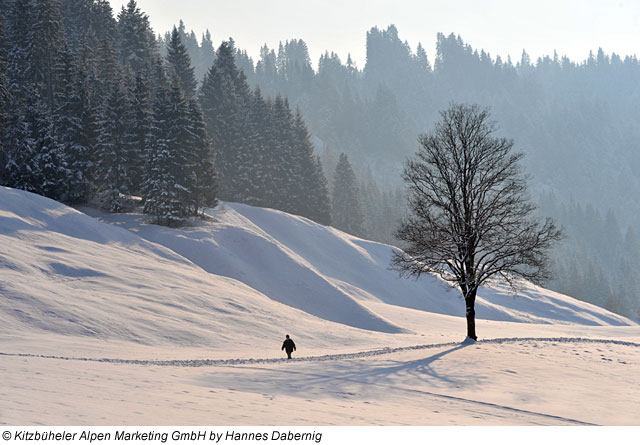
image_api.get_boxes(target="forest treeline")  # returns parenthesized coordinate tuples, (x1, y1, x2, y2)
(1, 1, 639, 319)
(164, 22, 640, 320)
(0, 0, 349, 227)
(0, 0, 218, 224)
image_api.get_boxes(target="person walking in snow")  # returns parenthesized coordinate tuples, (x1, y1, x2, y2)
(282, 334, 296, 359)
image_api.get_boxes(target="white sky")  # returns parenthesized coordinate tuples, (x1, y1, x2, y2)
(109, 0, 640, 68)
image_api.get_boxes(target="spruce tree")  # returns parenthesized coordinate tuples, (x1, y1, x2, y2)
(116, 0, 154, 73)
(36, 112, 69, 200)
(187, 98, 217, 214)
(3, 94, 42, 193)
(310, 156, 332, 225)
(359, 172, 381, 240)
(292, 109, 331, 224)
(61, 0, 94, 54)
(166, 26, 197, 98)
(6, 0, 34, 102)
(241, 88, 270, 206)
(142, 71, 169, 218)
(255, 45, 277, 96)
(166, 74, 193, 209)
(265, 95, 295, 211)
(95, 79, 132, 211)
(90, 0, 118, 40)
(127, 72, 152, 195)
(332, 152, 364, 236)
(74, 76, 99, 200)
(31, 0, 65, 112)
(76, 26, 97, 70)
(54, 46, 96, 203)
(4, 89, 68, 199)
(142, 76, 190, 226)
(198, 30, 215, 82)
(199, 41, 250, 201)
(91, 34, 118, 106)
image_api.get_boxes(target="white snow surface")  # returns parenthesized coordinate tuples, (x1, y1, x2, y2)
(1, 186, 639, 425)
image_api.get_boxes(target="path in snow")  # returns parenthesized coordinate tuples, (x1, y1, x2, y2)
(2, 337, 639, 367)
(3, 336, 637, 425)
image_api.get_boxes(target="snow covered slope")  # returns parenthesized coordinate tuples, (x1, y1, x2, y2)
(88, 199, 633, 329)
(0, 187, 389, 351)
(1, 187, 640, 426)
(0, 185, 633, 351)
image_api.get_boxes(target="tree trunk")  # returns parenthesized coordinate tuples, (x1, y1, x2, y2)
(465, 289, 478, 341)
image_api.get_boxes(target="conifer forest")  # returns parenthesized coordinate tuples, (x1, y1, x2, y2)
(1, 1, 640, 320)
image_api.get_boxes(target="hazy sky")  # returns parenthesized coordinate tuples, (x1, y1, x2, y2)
(109, 0, 640, 68)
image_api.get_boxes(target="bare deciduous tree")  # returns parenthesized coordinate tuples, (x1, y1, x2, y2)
(392, 104, 562, 340)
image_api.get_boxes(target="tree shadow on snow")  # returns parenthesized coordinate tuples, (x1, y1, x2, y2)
(195, 343, 482, 400)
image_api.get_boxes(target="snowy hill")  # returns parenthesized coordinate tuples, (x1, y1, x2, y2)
(0, 187, 380, 351)
(1, 186, 632, 347)
(0, 185, 634, 346)
(1, 186, 639, 426)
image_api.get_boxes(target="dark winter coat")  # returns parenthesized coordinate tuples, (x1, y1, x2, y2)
(282, 338, 296, 353)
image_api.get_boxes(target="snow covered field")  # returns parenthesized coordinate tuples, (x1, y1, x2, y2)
(1, 186, 639, 425)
